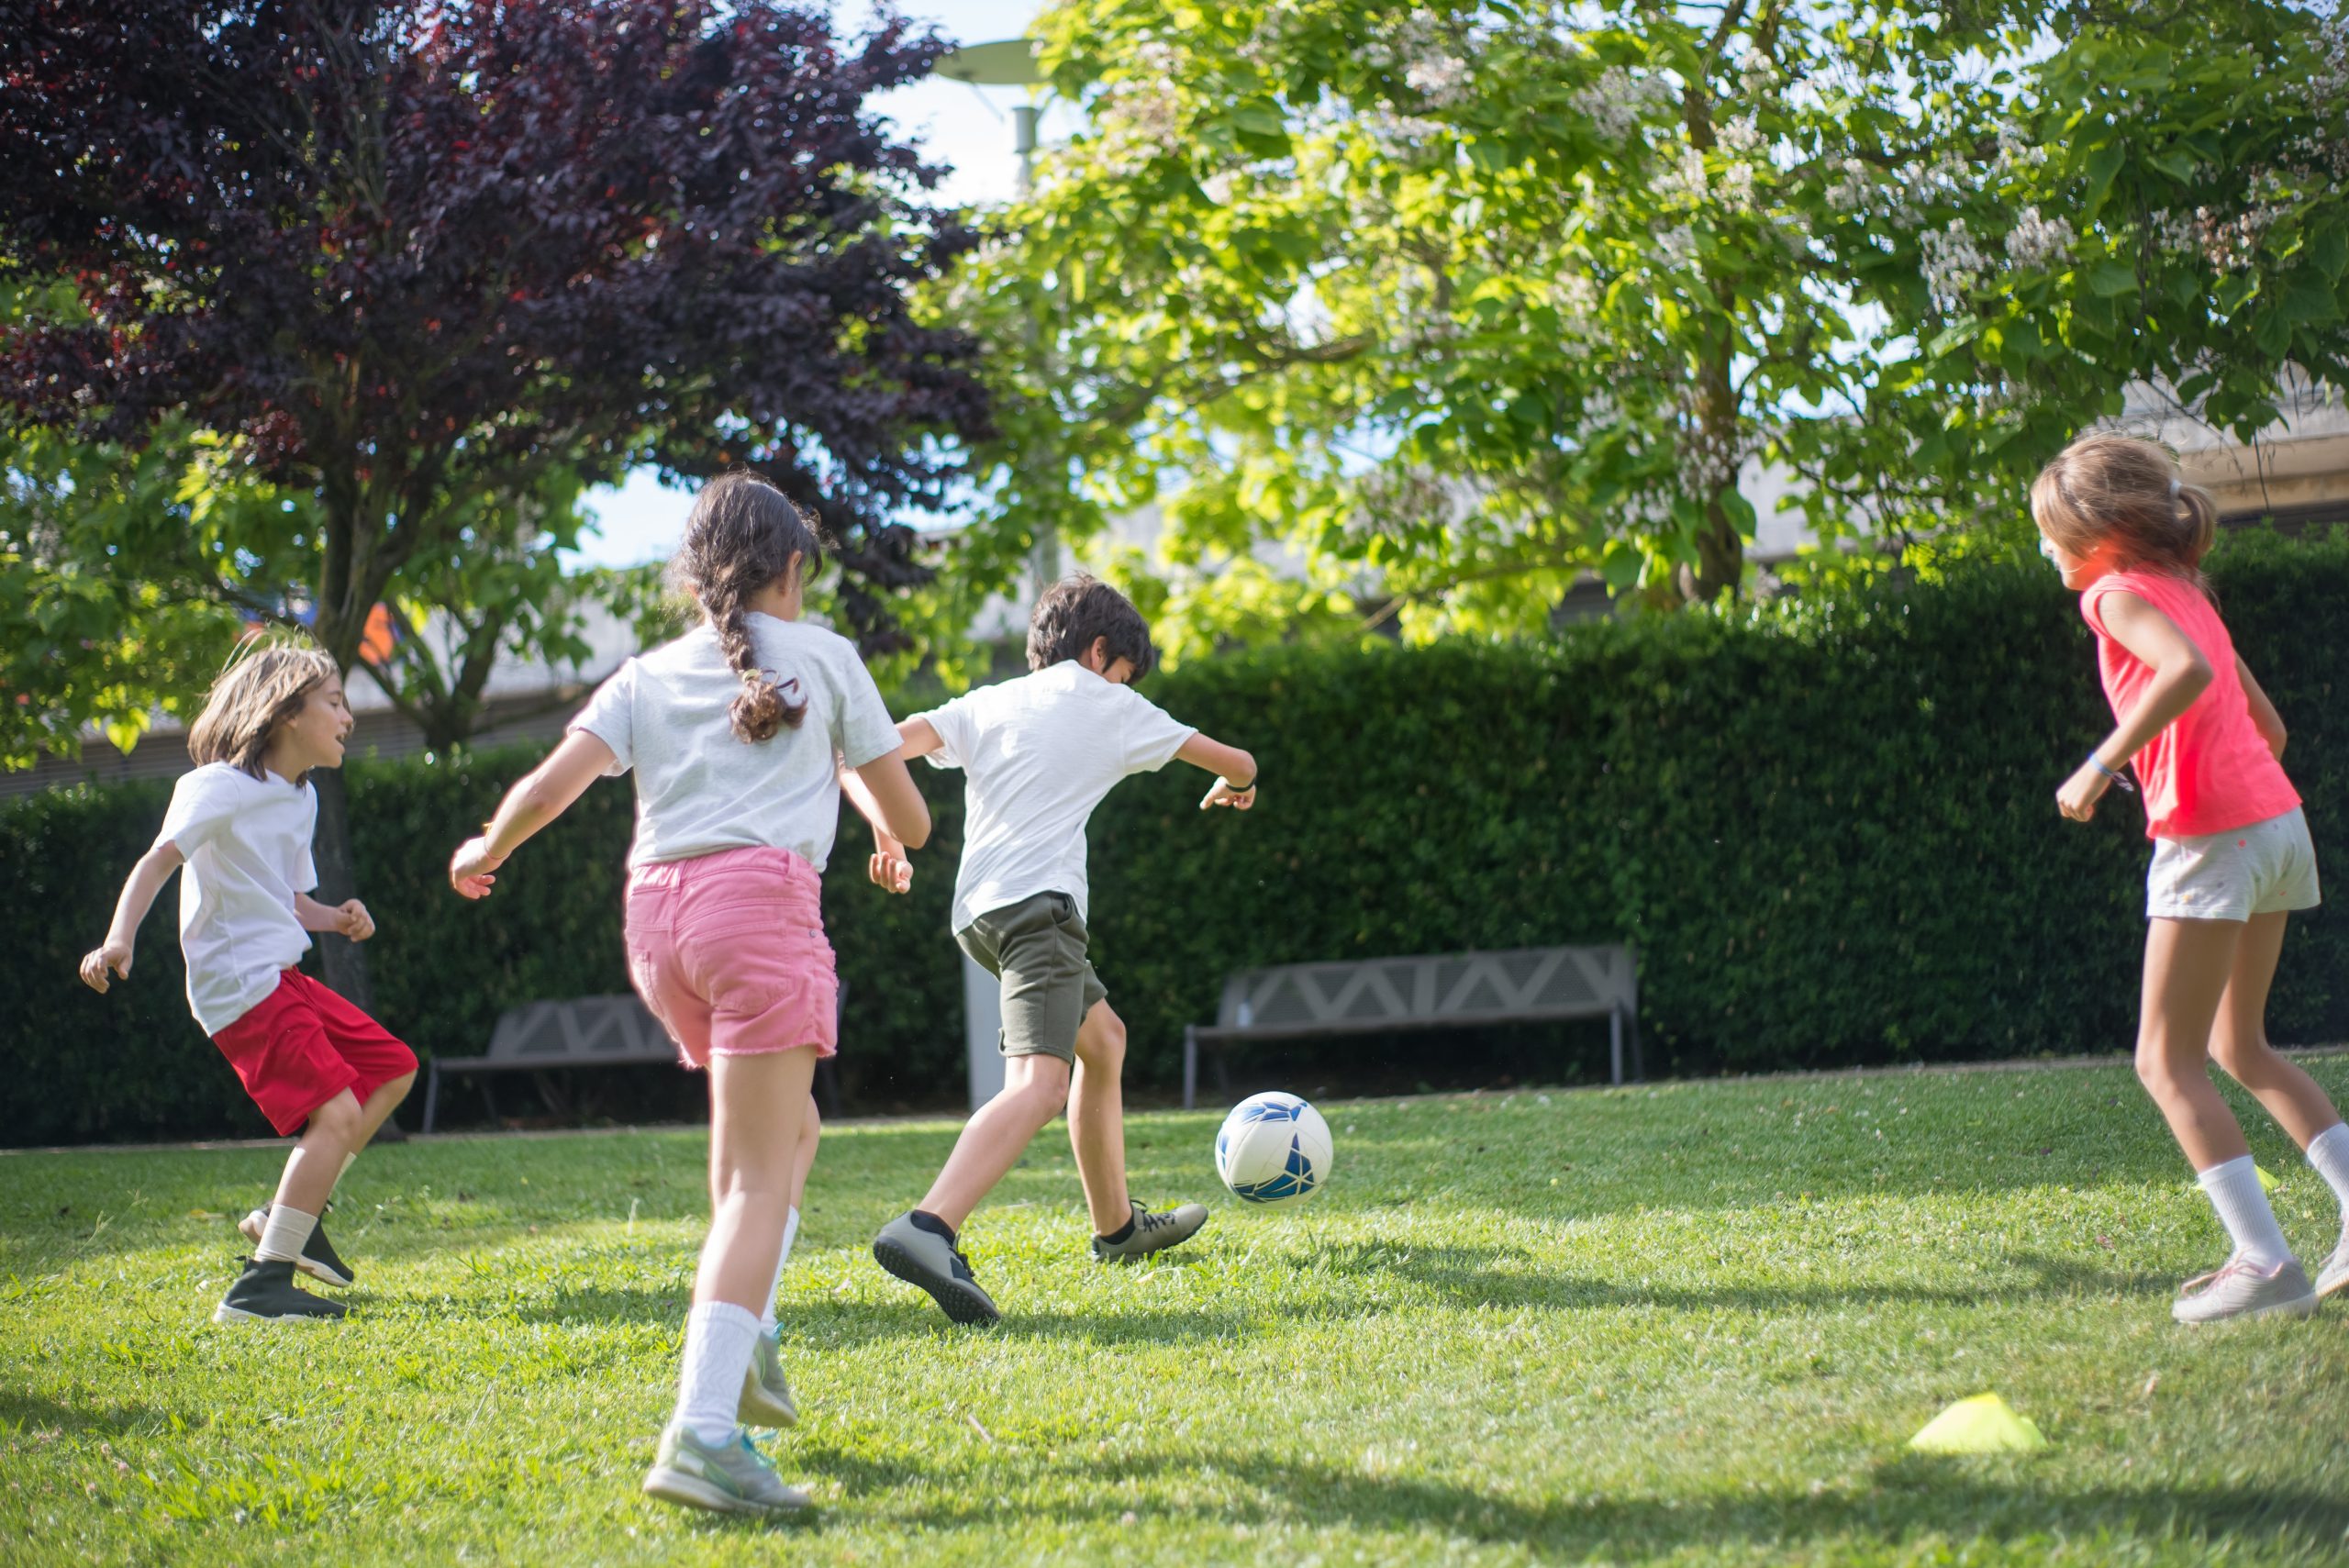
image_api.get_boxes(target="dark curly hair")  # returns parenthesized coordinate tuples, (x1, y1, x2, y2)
(1026, 574, 1155, 679)
(672, 471, 824, 742)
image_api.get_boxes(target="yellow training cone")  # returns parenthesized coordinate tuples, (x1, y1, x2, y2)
(2183, 1164, 2280, 1194)
(1908, 1394, 2049, 1455)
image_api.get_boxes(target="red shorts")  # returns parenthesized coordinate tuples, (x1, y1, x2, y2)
(209, 970, 418, 1136)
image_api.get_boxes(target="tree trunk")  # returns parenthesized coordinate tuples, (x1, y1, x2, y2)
(1689, 499, 1745, 604)
(307, 764, 374, 1010)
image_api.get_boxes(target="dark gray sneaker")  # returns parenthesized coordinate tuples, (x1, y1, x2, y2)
(872, 1213, 1000, 1325)
(642, 1423, 809, 1516)
(239, 1204, 353, 1288)
(212, 1257, 347, 1324)
(1092, 1200, 1210, 1262)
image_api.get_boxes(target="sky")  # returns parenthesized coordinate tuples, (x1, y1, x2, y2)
(569, 0, 1073, 570)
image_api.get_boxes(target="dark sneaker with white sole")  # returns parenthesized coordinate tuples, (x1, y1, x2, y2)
(213, 1257, 347, 1324)
(1091, 1199, 1210, 1262)
(738, 1327, 799, 1428)
(872, 1212, 1000, 1325)
(642, 1423, 810, 1517)
(239, 1204, 353, 1288)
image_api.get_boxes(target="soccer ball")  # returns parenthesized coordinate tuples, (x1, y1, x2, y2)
(1214, 1092, 1333, 1207)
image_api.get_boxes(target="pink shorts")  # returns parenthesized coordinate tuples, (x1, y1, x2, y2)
(623, 846, 839, 1070)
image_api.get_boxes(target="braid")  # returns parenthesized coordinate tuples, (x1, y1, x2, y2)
(678, 469, 825, 743)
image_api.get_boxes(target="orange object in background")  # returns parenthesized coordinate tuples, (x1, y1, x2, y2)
(360, 603, 398, 664)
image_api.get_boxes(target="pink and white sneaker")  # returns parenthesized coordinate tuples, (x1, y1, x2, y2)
(2171, 1254, 2319, 1325)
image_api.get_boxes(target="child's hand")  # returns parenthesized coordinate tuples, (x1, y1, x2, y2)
(869, 832, 912, 895)
(2055, 762, 2109, 821)
(334, 899, 376, 941)
(78, 940, 132, 994)
(1201, 778, 1257, 811)
(450, 837, 506, 899)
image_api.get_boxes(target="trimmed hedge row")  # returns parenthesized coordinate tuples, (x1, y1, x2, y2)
(4, 532, 2342, 1143)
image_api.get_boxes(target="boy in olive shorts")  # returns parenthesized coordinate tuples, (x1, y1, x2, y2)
(858, 576, 1259, 1324)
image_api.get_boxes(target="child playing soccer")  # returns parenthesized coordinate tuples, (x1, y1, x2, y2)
(860, 575, 1257, 1325)
(79, 640, 417, 1325)
(2036, 433, 2348, 1323)
(449, 471, 930, 1516)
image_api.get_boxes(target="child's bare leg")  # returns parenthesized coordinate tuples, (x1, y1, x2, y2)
(2134, 917, 2252, 1169)
(2208, 912, 2343, 1147)
(917, 1054, 1070, 1230)
(788, 1093, 820, 1212)
(696, 1050, 817, 1309)
(352, 1071, 415, 1148)
(1068, 1002, 1133, 1233)
(273, 1089, 365, 1216)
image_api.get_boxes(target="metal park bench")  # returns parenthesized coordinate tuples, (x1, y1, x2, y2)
(420, 988, 847, 1132)
(1181, 944, 1641, 1108)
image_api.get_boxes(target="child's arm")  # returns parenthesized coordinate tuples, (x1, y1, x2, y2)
(2057, 589, 2213, 821)
(79, 840, 184, 993)
(838, 742, 932, 894)
(449, 731, 618, 898)
(2236, 653, 2287, 760)
(851, 717, 946, 893)
(294, 893, 376, 942)
(1175, 732, 1259, 812)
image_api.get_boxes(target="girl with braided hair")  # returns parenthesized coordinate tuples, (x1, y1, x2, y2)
(450, 470, 930, 1514)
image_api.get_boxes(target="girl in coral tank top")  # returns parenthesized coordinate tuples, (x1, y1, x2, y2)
(2035, 433, 2344, 1324)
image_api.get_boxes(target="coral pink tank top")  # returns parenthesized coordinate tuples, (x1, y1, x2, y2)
(2079, 570, 2299, 840)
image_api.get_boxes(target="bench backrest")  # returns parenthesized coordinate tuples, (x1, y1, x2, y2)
(484, 995, 677, 1064)
(1215, 945, 1634, 1035)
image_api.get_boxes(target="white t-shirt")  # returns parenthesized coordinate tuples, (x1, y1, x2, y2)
(569, 614, 901, 871)
(153, 762, 317, 1035)
(921, 662, 1197, 932)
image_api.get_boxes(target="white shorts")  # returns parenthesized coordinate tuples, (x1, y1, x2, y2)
(2146, 806, 2322, 923)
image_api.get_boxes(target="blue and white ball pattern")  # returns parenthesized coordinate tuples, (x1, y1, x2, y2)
(1215, 1091, 1333, 1207)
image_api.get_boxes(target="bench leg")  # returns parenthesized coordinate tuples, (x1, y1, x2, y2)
(1610, 1007, 1624, 1087)
(422, 1060, 442, 1135)
(1183, 1026, 1197, 1111)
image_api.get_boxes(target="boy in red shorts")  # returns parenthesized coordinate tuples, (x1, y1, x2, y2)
(80, 641, 415, 1324)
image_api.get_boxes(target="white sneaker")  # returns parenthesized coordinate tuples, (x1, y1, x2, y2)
(2171, 1254, 2320, 1325)
(2315, 1229, 2349, 1301)
(641, 1423, 809, 1516)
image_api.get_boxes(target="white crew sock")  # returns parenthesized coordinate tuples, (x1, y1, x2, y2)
(760, 1207, 801, 1332)
(254, 1205, 319, 1265)
(674, 1301, 760, 1447)
(2198, 1154, 2293, 1268)
(2307, 1123, 2349, 1219)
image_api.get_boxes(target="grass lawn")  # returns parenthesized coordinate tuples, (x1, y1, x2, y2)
(6, 1058, 2349, 1567)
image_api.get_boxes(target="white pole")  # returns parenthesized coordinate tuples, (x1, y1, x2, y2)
(963, 951, 1006, 1109)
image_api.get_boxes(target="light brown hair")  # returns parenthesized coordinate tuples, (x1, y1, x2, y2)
(186, 637, 341, 781)
(673, 470, 824, 743)
(2030, 433, 2219, 588)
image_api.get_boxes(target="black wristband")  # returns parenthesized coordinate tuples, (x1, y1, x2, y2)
(1225, 778, 1255, 793)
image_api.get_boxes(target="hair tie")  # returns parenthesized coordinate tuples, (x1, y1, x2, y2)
(2168, 477, 2182, 498)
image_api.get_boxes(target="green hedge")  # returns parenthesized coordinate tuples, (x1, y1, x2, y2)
(5, 532, 2343, 1143)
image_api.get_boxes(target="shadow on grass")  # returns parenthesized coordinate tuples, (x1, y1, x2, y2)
(0, 1387, 184, 1438)
(804, 1443, 2349, 1560)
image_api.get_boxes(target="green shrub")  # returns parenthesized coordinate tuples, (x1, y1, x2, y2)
(5, 532, 2342, 1144)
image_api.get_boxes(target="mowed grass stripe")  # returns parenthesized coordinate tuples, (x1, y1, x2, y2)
(5, 1060, 2347, 1566)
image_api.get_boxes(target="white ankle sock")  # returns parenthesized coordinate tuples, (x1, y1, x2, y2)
(2307, 1123, 2349, 1219)
(2198, 1155, 2293, 1268)
(760, 1207, 801, 1332)
(674, 1301, 759, 1446)
(254, 1205, 319, 1264)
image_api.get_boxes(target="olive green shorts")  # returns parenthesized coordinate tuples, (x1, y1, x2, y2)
(954, 891, 1109, 1064)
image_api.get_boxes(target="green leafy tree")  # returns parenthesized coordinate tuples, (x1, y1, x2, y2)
(942, 0, 2346, 655)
